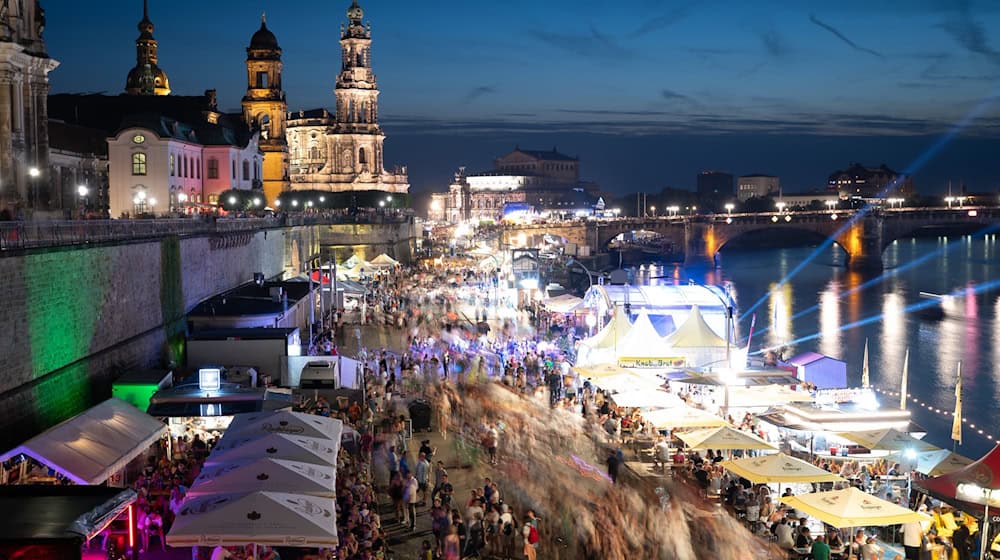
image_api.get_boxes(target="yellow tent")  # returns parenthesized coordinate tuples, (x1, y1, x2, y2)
(779, 487, 931, 528)
(677, 426, 776, 451)
(719, 452, 844, 484)
(642, 405, 728, 429)
(835, 428, 939, 452)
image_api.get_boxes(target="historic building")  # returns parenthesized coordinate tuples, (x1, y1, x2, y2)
(48, 119, 109, 218)
(430, 147, 599, 223)
(0, 0, 59, 216)
(286, 1, 408, 194)
(124, 0, 170, 96)
(737, 174, 780, 202)
(241, 14, 288, 205)
(827, 163, 912, 199)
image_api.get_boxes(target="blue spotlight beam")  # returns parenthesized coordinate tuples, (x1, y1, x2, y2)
(750, 278, 1000, 355)
(738, 90, 1000, 322)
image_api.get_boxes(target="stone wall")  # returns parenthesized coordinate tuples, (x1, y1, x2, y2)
(0, 229, 286, 451)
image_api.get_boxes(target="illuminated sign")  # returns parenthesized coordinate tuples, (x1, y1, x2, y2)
(617, 357, 686, 369)
(199, 368, 221, 391)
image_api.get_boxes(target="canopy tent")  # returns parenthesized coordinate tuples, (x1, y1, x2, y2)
(779, 487, 931, 529)
(719, 452, 844, 484)
(207, 433, 339, 466)
(663, 305, 728, 368)
(911, 449, 974, 477)
(224, 411, 344, 443)
(916, 444, 1000, 515)
(336, 255, 370, 279)
(834, 428, 939, 453)
(677, 426, 776, 451)
(334, 279, 368, 295)
(541, 294, 585, 314)
(167, 491, 338, 547)
(0, 398, 167, 485)
(189, 458, 336, 497)
(368, 253, 400, 267)
(641, 405, 728, 429)
(608, 390, 684, 409)
(617, 310, 675, 360)
(575, 306, 633, 366)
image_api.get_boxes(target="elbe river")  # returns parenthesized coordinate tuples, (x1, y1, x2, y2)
(639, 234, 1000, 459)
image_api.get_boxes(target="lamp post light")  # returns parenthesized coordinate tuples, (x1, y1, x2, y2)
(775, 201, 787, 213)
(649, 205, 656, 217)
(585, 312, 597, 336)
(724, 203, 735, 215)
(667, 205, 680, 217)
(945, 196, 955, 208)
(253, 197, 261, 207)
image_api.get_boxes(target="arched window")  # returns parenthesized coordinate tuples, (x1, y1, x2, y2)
(169, 154, 175, 176)
(358, 147, 367, 165)
(260, 114, 270, 140)
(309, 146, 322, 160)
(242, 159, 250, 180)
(132, 153, 147, 175)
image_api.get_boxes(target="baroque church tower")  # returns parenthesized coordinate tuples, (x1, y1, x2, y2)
(286, 0, 408, 194)
(125, 0, 170, 95)
(242, 13, 288, 205)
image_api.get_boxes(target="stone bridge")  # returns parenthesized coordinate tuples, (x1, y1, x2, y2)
(500, 207, 1000, 269)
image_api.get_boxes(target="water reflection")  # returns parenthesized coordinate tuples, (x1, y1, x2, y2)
(819, 282, 841, 358)
(768, 282, 793, 351)
(879, 292, 906, 388)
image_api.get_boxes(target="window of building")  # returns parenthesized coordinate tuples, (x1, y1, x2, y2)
(254, 159, 259, 181)
(256, 71, 268, 89)
(207, 158, 219, 179)
(359, 147, 367, 165)
(132, 153, 147, 175)
(209, 194, 219, 204)
(309, 146, 321, 160)
(169, 154, 175, 176)
(232, 159, 237, 179)
(242, 159, 250, 180)
(197, 158, 201, 179)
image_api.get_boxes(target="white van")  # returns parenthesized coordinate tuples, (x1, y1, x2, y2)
(300, 361, 337, 389)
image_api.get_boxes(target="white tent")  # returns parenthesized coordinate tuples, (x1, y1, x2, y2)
(576, 306, 632, 365)
(663, 305, 728, 368)
(0, 398, 167, 485)
(225, 411, 344, 443)
(207, 433, 339, 466)
(617, 310, 674, 360)
(369, 253, 400, 267)
(189, 458, 336, 497)
(166, 491, 338, 547)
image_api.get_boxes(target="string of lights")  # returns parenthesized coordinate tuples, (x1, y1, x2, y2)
(872, 386, 996, 443)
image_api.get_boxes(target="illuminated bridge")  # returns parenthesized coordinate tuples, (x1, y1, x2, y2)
(500, 207, 1000, 269)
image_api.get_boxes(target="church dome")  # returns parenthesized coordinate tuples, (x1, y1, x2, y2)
(125, 63, 171, 96)
(346, 1, 364, 22)
(249, 19, 279, 51)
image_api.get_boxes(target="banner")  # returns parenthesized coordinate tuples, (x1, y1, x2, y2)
(617, 357, 686, 369)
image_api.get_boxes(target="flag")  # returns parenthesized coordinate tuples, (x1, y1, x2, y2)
(952, 361, 963, 445)
(861, 338, 870, 388)
(900, 348, 909, 410)
(744, 313, 757, 353)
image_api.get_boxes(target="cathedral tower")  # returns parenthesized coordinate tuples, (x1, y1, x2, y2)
(242, 13, 288, 204)
(125, 0, 170, 95)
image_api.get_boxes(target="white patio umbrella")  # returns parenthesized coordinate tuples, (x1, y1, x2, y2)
(188, 458, 336, 497)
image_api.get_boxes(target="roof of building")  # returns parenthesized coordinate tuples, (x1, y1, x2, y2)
(287, 107, 333, 121)
(739, 174, 778, 179)
(0, 485, 135, 543)
(249, 17, 280, 51)
(787, 352, 845, 366)
(187, 281, 312, 319)
(48, 120, 108, 156)
(828, 163, 899, 181)
(507, 148, 578, 162)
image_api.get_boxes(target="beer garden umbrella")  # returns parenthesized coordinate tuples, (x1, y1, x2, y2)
(677, 425, 776, 451)
(779, 487, 931, 529)
(719, 452, 844, 484)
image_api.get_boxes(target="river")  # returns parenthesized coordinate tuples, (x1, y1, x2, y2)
(637, 234, 1000, 459)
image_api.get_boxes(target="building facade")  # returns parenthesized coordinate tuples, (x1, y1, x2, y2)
(241, 15, 288, 206)
(737, 174, 780, 202)
(827, 163, 911, 199)
(286, 1, 408, 194)
(48, 120, 109, 218)
(107, 114, 261, 218)
(124, 0, 170, 96)
(696, 170, 734, 198)
(0, 0, 59, 217)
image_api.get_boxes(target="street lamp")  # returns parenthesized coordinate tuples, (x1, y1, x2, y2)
(585, 313, 597, 336)
(379, 200, 386, 208)
(76, 185, 88, 198)
(667, 205, 680, 216)
(566, 257, 594, 289)
(724, 203, 734, 215)
(775, 201, 787, 213)
(28, 167, 40, 178)
(253, 197, 261, 207)
(649, 205, 656, 217)
(945, 196, 955, 208)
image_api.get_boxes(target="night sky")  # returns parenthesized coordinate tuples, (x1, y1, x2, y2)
(45, 0, 1000, 195)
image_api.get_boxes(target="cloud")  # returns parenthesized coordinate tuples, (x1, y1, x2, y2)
(633, 4, 693, 37)
(462, 86, 496, 104)
(760, 30, 790, 58)
(808, 14, 885, 59)
(937, 1, 1000, 65)
(660, 89, 690, 101)
(530, 26, 634, 60)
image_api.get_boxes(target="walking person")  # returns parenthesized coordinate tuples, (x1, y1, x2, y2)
(404, 470, 420, 531)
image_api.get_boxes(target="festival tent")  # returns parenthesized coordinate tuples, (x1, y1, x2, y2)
(834, 428, 940, 453)
(663, 305, 727, 368)
(780, 487, 930, 528)
(188, 458, 336, 497)
(369, 253, 400, 268)
(0, 398, 168, 485)
(166, 491, 338, 547)
(912, 449, 974, 477)
(719, 452, 844, 484)
(206, 433, 339, 466)
(224, 410, 345, 443)
(609, 390, 684, 409)
(642, 405, 728, 429)
(617, 310, 675, 360)
(916, 444, 1000, 515)
(677, 426, 776, 451)
(575, 306, 633, 366)
(541, 294, 585, 314)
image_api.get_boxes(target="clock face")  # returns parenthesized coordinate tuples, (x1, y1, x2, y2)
(132, 134, 146, 144)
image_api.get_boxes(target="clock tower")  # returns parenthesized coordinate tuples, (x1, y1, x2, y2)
(241, 13, 288, 205)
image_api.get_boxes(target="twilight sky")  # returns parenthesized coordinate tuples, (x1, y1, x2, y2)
(45, 0, 1000, 195)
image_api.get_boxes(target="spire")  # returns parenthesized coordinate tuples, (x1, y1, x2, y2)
(143, 0, 149, 21)
(261, 11, 266, 24)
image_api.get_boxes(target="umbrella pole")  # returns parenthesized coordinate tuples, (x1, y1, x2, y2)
(253, 543, 258, 560)
(982, 496, 991, 560)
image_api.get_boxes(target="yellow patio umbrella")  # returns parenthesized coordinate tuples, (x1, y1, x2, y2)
(573, 363, 634, 380)
(677, 426, 776, 451)
(642, 405, 728, 429)
(779, 487, 931, 529)
(719, 452, 844, 484)
(911, 449, 974, 477)
(834, 428, 940, 453)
